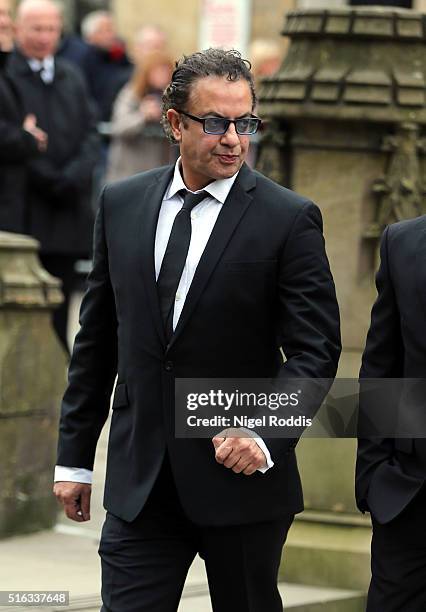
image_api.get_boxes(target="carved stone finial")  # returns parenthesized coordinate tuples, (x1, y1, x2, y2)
(364, 123, 426, 239)
(0, 232, 63, 308)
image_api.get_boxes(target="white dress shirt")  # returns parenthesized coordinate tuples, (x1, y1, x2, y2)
(27, 55, 55, 83)
(54, 159, 274, 484)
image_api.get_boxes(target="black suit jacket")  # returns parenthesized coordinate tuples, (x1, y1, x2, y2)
(57, 163, 341, 526)
(356, 215, 426, 524)
(6, 50, 99, 256)
(0, 51, 39, 233)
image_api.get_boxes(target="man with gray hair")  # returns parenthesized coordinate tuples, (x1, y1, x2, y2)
(81, 11, 116, 52)
(7, 0, 99, 353)
(54, 47, 340, 611)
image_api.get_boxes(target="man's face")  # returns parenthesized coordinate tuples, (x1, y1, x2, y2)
(15, 5, 62, 59)
(134, 27, 166, 61)
(0, 0, 13, 50)
(89, 16, 116, 51)
(167, 76, 253, 191)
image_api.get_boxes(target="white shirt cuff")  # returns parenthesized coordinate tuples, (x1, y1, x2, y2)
(54, 465, 93, 484)
(239, 428, 274, 473)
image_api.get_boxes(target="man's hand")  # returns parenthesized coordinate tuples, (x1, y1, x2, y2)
(212, 429, 267, 475)
(139, 96, 162, 122)
(23, 114, 48, 152)
(53, 482, 91, 522)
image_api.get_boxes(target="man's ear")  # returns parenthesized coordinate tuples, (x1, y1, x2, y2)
(167, 109, 182, 142)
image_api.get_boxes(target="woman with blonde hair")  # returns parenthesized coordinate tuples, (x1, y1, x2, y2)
(106, 50, 175, 182)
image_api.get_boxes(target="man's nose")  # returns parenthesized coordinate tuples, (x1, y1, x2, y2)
(220, 122, 240, 146)
(39, 32, 52, 45)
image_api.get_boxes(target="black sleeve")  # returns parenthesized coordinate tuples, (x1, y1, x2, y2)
(0, 68, 39, 161)
(57, 186, 118, 469)
(0, 120, 38, 161)
(356, 225, 403, 511)
(60, 72, 100, 189)
(264, 201, 342, 461)
(27, 71, 100, 200)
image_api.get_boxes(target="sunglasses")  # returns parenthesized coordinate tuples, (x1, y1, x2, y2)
(176, 110, 261, 135)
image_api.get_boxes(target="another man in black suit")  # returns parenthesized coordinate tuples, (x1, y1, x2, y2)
(7, 0, 99, 353)
(0, 0, 47, 232)
(356, 215, 426, 612)
(54, 48, 341, 612)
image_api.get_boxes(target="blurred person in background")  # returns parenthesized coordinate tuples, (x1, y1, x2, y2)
(106, 51, 174, 182)
(0, 0, 13, 51)
(0, 0, 47, 234)
(249, 38, 282, 88)
(132, 24, 167, 64)
(80, 10, 132, 123)
(6, 0, 100, 354)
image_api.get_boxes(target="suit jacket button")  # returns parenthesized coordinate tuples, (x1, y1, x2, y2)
(164, 360, 173, 371)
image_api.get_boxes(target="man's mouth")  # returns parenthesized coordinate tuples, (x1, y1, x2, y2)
(217, 154, 239, 164)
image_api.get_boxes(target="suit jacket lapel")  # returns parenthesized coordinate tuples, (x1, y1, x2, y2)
(415, 224, 426, 320)
(139, 166, 174, 347)
(168, 163, 256, 350)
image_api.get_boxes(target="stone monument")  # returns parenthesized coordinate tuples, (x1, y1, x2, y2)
(257, 5, 426, 595)
(0, 232, 66, 538)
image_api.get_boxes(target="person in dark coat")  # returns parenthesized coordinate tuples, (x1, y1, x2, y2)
(0, 0, 46, 234)
(356, 215, 426, 612)
(80, 10, 132, 123)
(57, 32, 90, 68)
(6, 0, 100, 354)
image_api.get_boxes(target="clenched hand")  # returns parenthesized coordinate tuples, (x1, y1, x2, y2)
(212, 429, 266, 475)
(53, 482, 91, 522)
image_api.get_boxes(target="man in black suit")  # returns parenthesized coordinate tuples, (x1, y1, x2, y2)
(356, 215, 426, 612)
(7, 0, 99, 353)
(54, 48, 341, 612)
(0, 0, 47, 232)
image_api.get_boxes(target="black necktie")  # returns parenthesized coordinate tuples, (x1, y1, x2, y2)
(157, 189, 207, 341)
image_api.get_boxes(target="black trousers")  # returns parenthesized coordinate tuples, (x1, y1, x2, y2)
(98, 455, 293, 612)
(367, 485, 426, 612)
(39, 254, 77, 355)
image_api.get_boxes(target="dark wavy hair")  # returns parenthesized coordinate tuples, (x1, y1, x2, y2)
(161, 48, 256, 143)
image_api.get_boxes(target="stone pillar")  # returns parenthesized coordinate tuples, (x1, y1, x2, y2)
(0, 232, 67, 538)
(297, 0, 346, 7)
(251, 0, 296, 51)
(257, 6, 426, 591)
(258, 4, 426, 367)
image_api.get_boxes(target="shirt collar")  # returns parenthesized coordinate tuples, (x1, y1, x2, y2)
(27, 55, 55, 82)
(164, 157, 239, 204)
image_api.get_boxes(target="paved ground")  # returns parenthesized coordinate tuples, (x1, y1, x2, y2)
(0, 520, 362, 611)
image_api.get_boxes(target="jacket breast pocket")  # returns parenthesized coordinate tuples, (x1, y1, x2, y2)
(224, 260, 277, 273)
(112, 382, 129, 410)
